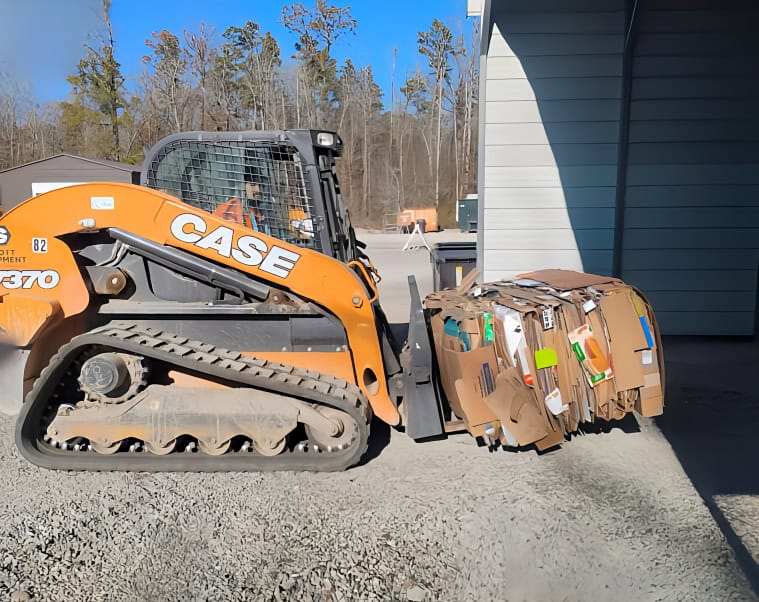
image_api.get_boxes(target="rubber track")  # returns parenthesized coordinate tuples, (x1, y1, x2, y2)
(16, 322, 371, 472)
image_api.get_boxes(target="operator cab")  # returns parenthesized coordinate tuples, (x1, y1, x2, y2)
(141, 130, 360, 263)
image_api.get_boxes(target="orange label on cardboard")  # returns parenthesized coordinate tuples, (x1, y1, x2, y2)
(567, 323, 614, 387)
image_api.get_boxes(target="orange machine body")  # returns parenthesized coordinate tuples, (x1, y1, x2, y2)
(0, 183, 400, 425)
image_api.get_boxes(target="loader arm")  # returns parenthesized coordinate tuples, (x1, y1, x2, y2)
(0, 182, 400, 427)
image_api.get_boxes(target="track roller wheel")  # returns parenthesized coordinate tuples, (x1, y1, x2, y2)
(144, 439, 176, 455)
(252, 438, 286, 457)
(198, 439, 231, 456)
(304, 407, 354, 452)
(90, 441, 120, 455)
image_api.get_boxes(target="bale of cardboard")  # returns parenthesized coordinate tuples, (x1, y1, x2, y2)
(425, 269, 664, 450)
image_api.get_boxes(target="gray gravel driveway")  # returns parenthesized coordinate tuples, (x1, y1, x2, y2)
(0, 231, 755, 601)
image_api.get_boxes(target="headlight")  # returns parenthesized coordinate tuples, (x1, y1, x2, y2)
(316, 132, 335, 146)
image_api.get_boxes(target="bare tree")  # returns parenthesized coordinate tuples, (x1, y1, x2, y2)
(222, 22, 283, 130)
(281, 1, 356, 127)
(143, 29, 190, 132)
(5, 7, 479, 229)
(418, 19, 460, 210)
(401, 67, 433, 202)
(281, 0, 356, 55)
(0, 73, 24, 168)
(185, 23, 217, 130)
(207, 44, 243, 131)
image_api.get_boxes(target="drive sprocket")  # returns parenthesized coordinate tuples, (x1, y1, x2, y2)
(78, 352, 148, 404)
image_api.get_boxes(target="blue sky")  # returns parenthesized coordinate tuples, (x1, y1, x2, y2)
(1, 0, 475, 106)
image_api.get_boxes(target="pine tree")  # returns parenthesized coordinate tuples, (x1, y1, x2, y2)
(63, 0, 125, 160)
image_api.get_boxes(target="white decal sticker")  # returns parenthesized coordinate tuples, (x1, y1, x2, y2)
(32, 238, 48, 253)
(195, 226, 234, 257)
(0, 226, 9, 245)
(0, 270, 60, 289)
(231, 236, 266, 267)
(170, 213, 205, 243)
(169, 214, 301, 278)
(541, 307, 554, 330)
(91, 196, 115, 210)
(260, 246, 300, 278)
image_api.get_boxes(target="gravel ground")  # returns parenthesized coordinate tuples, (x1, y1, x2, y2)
(0, 231, 755, 601)
(716, 496, 759, 567)
(0, 417, 753, 601)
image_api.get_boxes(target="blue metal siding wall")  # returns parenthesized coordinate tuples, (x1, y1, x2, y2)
(481, 0, 624, 281)
(620, 0, 759, 334)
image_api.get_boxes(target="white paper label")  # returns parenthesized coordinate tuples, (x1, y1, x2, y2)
(582, 299, 597, 314)
(493, 304, 525, 360)
(500, 424, 518, 447)
(541, 307, 554, 330)
(641, 349, 653, 365)
(511, 278, 545, 287)
(545, 388, 569, 415)
(91, 196, 115, 210)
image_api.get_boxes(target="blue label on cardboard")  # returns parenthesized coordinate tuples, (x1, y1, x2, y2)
(639, 316, 654, 348)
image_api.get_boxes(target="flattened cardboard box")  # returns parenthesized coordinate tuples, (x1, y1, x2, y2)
(426, 270, 665, 447)
(431, 314, 498, 430)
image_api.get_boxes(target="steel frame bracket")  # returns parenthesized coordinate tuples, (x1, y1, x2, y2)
(403, 275, 445, 440)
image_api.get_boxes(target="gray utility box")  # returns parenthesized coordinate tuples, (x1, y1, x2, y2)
(430, 242, 477, 291)
(456, 197, 477, 232)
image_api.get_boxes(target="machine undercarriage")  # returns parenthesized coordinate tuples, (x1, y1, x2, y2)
(20, 323, 371, 471)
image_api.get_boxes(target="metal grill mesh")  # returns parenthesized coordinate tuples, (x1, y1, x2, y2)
(146, 140, 320, 250)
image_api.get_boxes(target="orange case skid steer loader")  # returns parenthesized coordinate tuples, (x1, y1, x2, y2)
(0, 130, 446, 471)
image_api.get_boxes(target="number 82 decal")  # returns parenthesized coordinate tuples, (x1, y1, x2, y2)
(0, 270, 60, 289)
(32, 238, 47, 253)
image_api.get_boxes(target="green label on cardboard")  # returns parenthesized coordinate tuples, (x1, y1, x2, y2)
(590, 372, 606, 384)
(535, 348, 558, 369)
(572, 342, 585, 362)
(483, 312, 494, 342)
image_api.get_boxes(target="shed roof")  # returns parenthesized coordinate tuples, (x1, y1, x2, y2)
(0, 154, 140, 175)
